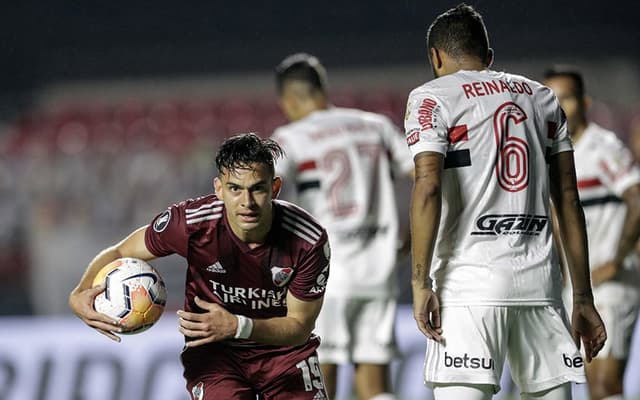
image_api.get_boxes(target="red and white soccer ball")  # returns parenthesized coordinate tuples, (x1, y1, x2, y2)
(92, 258, 167, 334)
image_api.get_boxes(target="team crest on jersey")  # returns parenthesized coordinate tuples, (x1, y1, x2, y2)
(153, 210, 171, 232)
(271, 266, 294, 287)
(191, 382, 204, 400)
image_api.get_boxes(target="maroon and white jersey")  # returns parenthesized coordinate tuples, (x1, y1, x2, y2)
(574, 122, 640, 283)
(272, 107, 413, 297)
(145, 194, 330, 345)
(405, 69, 572, 306)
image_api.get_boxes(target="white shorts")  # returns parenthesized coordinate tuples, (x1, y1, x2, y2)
(592, 282, 640, 359)
(314, 297, 397, 364)
(424, 306, 586, 394)
(563, 281, 640, 360)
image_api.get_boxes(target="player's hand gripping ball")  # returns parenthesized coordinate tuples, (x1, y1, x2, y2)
(93, 258, 167, 334)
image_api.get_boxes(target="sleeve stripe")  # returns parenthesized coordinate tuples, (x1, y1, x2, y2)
(281, 207, 323, 236)
(282, 215, 321, 240)
(282, 222, 318, 245)
(185, 200, 224, 214)
(186, 213, 223, 224)
(185, 206, 223, 218)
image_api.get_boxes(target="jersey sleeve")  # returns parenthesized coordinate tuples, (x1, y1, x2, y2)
(144, 203, 190, 258)
(404, 89, 449, 158)
(547, 93, 573, 155)
(288, 233, 331, 301)
(382, 117, 414, 175)
(596, 139, 640, 197)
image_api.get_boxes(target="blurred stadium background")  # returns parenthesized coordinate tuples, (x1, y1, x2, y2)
(0, 1, 639, 399)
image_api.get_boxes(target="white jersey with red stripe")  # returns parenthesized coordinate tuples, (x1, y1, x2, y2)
(272, 107, 413, 297)
(574, 122, 640, 283)
(405, 69, 572, 306)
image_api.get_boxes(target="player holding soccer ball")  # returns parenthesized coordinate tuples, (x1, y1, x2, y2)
(544, 67, 640, 400)
(69, 133, 331, 400)
(405, 4, 606, 400)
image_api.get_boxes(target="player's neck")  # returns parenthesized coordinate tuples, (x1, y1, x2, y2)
(295, 102, 328, 121)
(230, 211, 273, 249)
(570, 118, 589, 143)
(440, 60, 488, 77)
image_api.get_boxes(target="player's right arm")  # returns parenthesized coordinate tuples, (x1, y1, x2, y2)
(68, 226, 157, 342)
(404, 88, 448, 342)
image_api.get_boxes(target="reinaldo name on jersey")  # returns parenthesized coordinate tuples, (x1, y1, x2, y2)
(461, 78, 534, 99)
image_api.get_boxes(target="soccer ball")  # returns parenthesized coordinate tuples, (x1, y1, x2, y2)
(92, 257, 167, 334)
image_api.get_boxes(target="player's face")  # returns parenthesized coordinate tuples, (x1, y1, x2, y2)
(544, 76, 585, 132)
(278, 81, 318, 121)
(214, 163, 282, 242)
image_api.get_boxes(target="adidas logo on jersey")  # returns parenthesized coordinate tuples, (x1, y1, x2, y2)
(206, 261, 226, 273)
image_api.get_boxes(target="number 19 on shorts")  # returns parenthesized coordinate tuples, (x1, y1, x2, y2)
(296, 356, 325, 391)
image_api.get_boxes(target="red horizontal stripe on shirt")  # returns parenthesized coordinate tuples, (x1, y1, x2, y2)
(297, 160, 317, 172)
(447, 125, 468, 143)
(577, 178, 602, 189)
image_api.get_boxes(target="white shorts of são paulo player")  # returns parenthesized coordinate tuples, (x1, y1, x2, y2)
(423, 306, 586, 394)
(314, 297, 397, 364)
(563, 279, 640, 360)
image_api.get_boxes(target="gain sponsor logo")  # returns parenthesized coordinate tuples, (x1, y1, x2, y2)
(444, 352, 494, 370)
(471, 214, 548, 236)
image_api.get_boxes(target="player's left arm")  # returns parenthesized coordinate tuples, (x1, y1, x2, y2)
(250, 293, 323, 346)
(592, 182, 640, 285)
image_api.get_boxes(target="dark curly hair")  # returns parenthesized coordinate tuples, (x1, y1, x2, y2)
(215, 133, 284, 177)
(427, 3, 491, 65)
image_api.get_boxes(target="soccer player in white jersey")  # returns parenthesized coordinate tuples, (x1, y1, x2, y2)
(405, 5, 607, 400)
(271, 53, 414, 400)
(544, 67, 640, 400)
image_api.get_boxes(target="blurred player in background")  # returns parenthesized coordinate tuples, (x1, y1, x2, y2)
(405, 5, 606, 400)
(69, 133, 331, 400)
(630, 116, 640, 164)
(544, 67, 640, 400)
(271, 53, 413, 400)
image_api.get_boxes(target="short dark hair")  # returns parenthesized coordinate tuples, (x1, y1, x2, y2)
(215, 133, 284, 177)
(275, 53, 328, 94)
(543, 66, 586, 98)
(427, 3, 490, 64)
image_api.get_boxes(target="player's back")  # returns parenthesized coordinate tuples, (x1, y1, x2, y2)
(273, 107, 413, 296)
(405, 70, 572, 305)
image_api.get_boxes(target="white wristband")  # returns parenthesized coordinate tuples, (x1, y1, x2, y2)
(234, 314, 254, 339)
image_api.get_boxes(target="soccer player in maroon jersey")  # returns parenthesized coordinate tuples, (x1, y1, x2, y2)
(69, 133, 331, 400)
